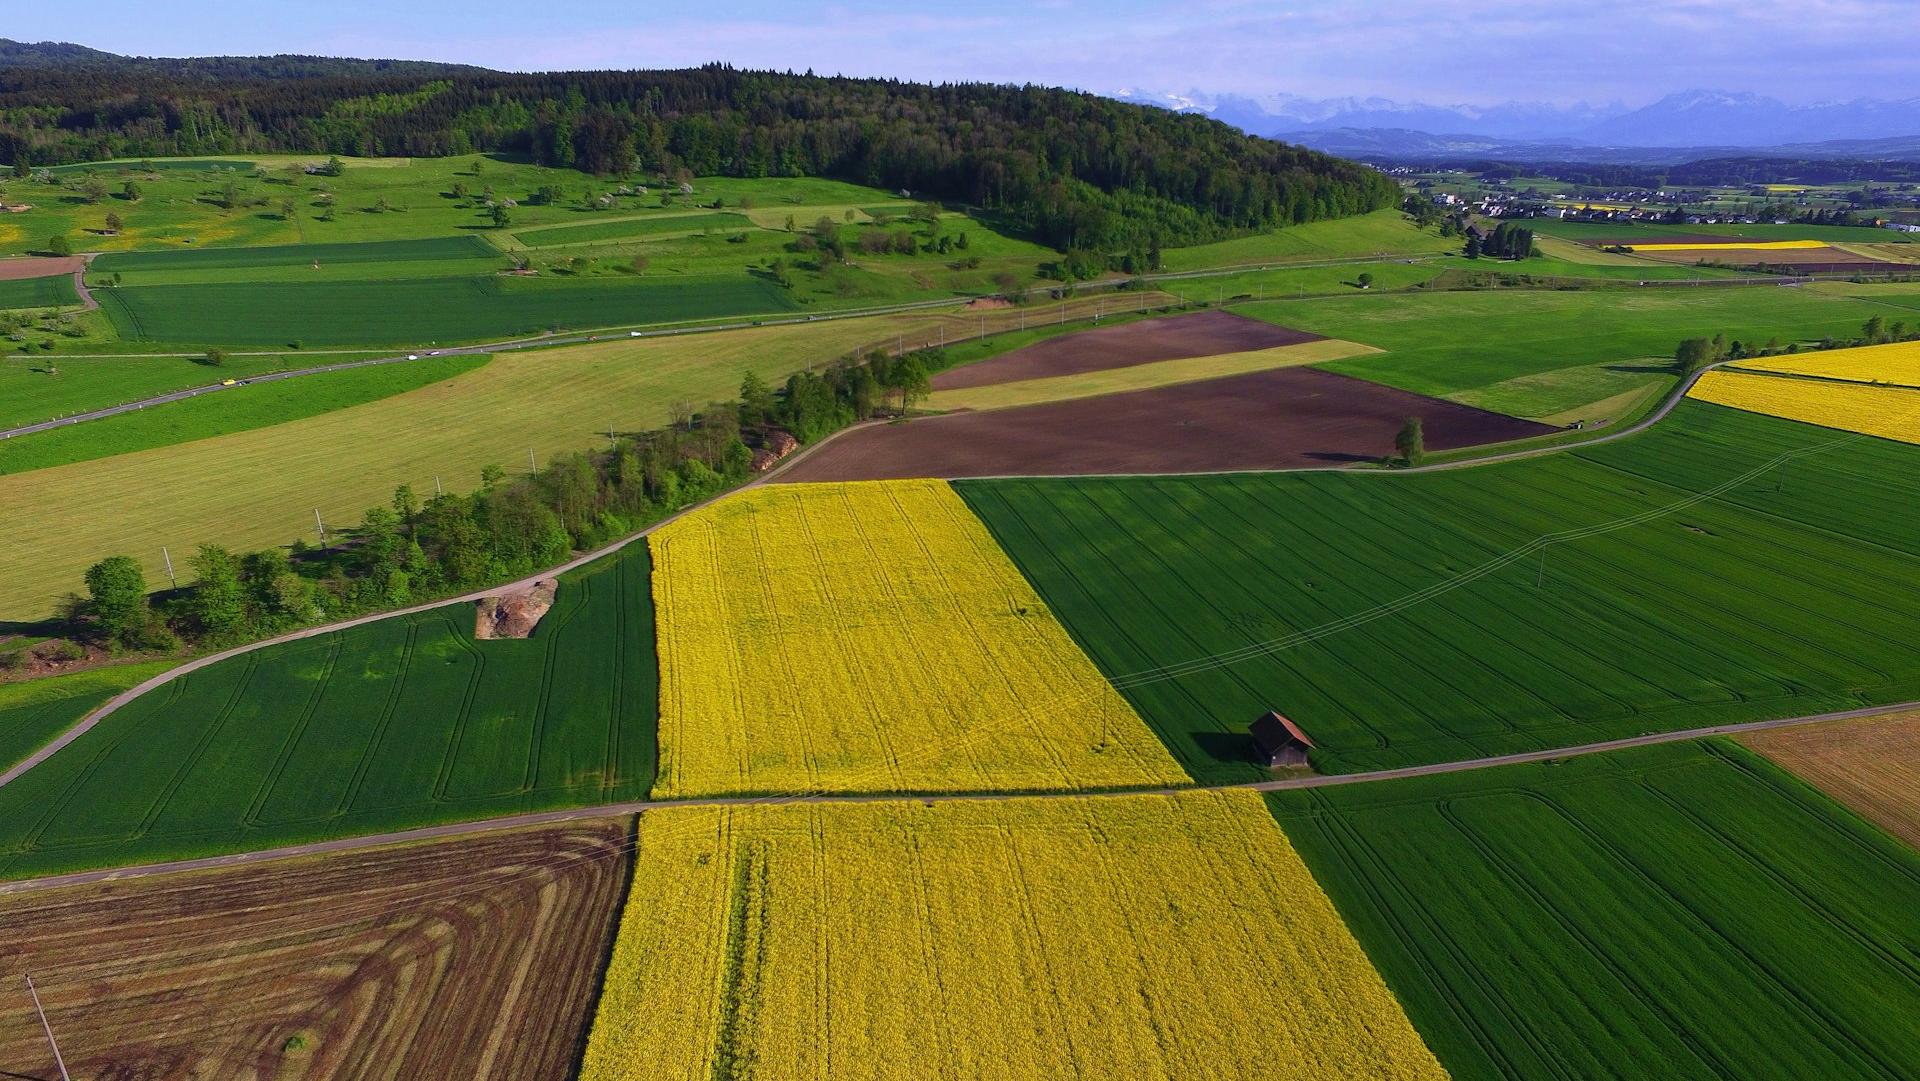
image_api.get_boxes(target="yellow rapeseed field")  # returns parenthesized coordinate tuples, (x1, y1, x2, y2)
(648, 479, 1190, 796)
(1731, 339, 1920, 386)
(1690, 368, 1920, 444)
(579, 791, 1449, 1081)
(1632, 239, 1826, 252)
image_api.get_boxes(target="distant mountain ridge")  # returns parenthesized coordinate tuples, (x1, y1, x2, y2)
(1112, 87, 1920, 159)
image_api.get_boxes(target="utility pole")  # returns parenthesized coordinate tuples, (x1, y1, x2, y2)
(26, 975, 71, 1081)
(314, 509, 326, 548)
(434, 474, 443, 496)
(161, 546, 176, 588)
(528, 447, 538, 473)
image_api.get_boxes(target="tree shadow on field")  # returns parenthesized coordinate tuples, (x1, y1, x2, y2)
(1303, 450, 1374, 464)
(1191, 728, 1259, 769)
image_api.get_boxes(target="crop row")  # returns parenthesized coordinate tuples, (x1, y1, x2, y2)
(959, 400, 1920, 780)
(580, 791, 1447, 1080)
(647, 480, 1188, 797)
(0, 544, 657, 880)
(1269, 740, 1920, 1080)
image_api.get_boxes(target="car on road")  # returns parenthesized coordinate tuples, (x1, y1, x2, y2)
(220, 378, 237, 386)
(407, 354, 419, 360)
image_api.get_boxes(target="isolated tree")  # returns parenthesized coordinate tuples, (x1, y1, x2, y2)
(45, 234, 71, 257)
(121, 179, 141, 201)
(204, 348, 227, 367)
(280, 197, 296, 220)
(489, 203, 512, 228)
(80, 177, 108, 204)
(1394, 416, 1425, 466)
(1674, 338, 1714, 374)
(1356, 272, 1375, 290)
(104, 212, 123, 233)
(629, 254, 649, 274)
(83, 555, 147, 647)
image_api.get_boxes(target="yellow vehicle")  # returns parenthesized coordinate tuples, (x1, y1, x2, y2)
(220, 378, 237, 386)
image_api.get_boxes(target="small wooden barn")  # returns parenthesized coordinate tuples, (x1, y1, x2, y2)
(1249, 711, 1314, 769)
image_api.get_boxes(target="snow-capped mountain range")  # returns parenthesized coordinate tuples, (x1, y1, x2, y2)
(1110, 88, 1920, 156)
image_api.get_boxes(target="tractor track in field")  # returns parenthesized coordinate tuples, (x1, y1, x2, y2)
(0, 698, 1911, 898)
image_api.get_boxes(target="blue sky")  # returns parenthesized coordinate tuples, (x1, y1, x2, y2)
(11, 0, 1919, 106)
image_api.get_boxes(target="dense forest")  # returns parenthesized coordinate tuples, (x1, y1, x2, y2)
(0, 41, 1398, 249)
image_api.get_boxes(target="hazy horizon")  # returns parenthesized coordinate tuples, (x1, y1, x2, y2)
(8, 0, 1919, 110)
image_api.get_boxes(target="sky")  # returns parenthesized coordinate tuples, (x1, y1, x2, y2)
(10, 0, 1920, 108)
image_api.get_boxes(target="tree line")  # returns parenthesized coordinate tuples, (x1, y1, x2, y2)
(0, 52, 1398, 250)
(70, 345, 945, 653)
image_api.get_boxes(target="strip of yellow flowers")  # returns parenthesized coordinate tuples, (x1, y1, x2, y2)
(648, 479, 1190, 797)
(1731, 339, 1920, 387)
(580, 791, 1450, 1081)
(1691, 368, 1920, 445)
(1631, 239, 1826, 252)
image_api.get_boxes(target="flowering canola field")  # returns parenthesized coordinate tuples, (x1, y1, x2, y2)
(1689, 368, 1920, 445)
(579, 791, 1449, 1081)
(1731, 339, 1920, 386)
(1631, 239, 1826, 252)
(648, 480, 1189, 796)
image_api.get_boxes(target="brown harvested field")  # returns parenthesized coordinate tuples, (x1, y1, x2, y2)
(1578, 233, 1759, 248)
(930, 309, 1324, 391)
(0, 255, 81, 281)
(779, 367, 1554, 481)
(1740, 710, 1920, 849)
(0, 821, 631, 1081)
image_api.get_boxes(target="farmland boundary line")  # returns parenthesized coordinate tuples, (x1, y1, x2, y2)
(1, 698, 1914, 897)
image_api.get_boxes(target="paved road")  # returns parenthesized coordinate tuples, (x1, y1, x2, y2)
(0, 697, 1906, 898)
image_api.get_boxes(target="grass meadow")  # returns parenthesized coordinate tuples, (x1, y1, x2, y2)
(961, 401, 1920, 780)
(1270, 740, 1920, 1080)
(0, 273, 79, 310)
(0, 353, 487, 475)
(0, 544, 656, 880)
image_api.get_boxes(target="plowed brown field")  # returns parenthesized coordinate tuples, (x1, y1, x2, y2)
(780, 366, 1554, 481)
(930, 309, 1324, 390)
(0, 821, 631, 1081)
(1740, 710, 1920, 848)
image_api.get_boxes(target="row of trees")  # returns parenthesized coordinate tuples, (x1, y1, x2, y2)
(0, 59, 1398, 250)
(1465, 222, 1536, 259)
(74, 345, 945, 652)
(1674, 316, 1918, 374)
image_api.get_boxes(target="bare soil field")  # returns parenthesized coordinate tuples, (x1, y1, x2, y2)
(1740, 710, 1920, 849)
(0, 821, 630, 1081)
(930, 309, 1324, 390)
(780, 367, 1553, 481)
(0, 255, 82, 281)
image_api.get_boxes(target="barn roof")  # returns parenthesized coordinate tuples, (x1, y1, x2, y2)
(1250, 710, 1314, 750)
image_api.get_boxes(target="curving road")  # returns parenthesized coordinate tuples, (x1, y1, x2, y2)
(0, 697, 1905, 898)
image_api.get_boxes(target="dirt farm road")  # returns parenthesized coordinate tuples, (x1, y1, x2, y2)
(0, 698, 1909, 898)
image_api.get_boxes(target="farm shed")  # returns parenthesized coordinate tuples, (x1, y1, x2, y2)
(1250, 711, 1314, 769)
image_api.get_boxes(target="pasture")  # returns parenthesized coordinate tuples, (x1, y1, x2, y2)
(1741, 710, 1920, 849)
(581, 791, 1445, 1081)
(512, 212, 754, 247)
(960, 401, 1920, 780)
(0, 821, 628, 1081)
(1269, 740, 1920, 1081)
(0, 543, 656, 879)
(647, 481, 1186, 797)
(0, 297, 1143, 619)
(0, 353, 487, 475)
(1, 349, 372, 430)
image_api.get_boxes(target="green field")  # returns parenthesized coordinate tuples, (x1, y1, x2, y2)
(98, 274, 794, 345)
(1161, 209, 1455, 270)
(1270, 740, 1920, 1080)
(1249, 286, 1899, 416)
(960, 401, 1920, 781)
(512, 212, 754, 248)
(0, 662, 175, 773)
(0, 543, 656, 880)
(0, 353, 487, 475)
(91, 234, 500, 274)
(0, 273, 79, 310)
(1530, 218, 1916, 245)
(0, 350, 391, 430)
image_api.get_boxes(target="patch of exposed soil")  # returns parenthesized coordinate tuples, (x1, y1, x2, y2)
(779, 367, 1555, 481)
(0, 821, 631, 1081)
(932, 310, 1325, 391)
(0, 255, 82, 281)
(475, 579, 558, 639)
